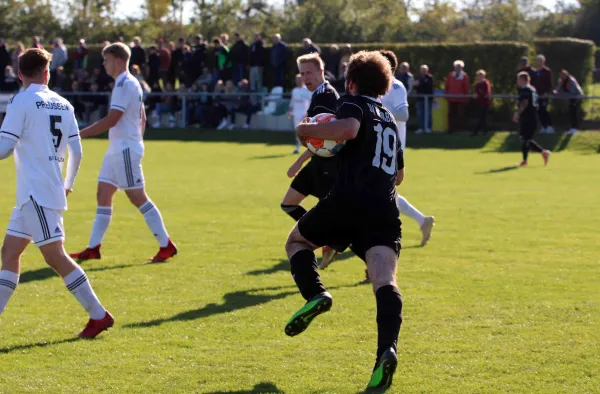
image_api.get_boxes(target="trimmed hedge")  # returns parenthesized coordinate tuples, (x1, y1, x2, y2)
(66, 38, 594, 95)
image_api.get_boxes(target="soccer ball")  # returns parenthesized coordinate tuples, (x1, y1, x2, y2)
(304, 113, 346, 158)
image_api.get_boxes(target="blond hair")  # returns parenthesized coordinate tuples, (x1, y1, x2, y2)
(102, 42, 131, 62)
(296, 53, 324, 70)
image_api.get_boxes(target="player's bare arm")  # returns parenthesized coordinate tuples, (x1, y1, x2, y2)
(287, 150, 313, 178)
(80, 109, 124, 138)
(141, 105, 147, 136)
(296, 118, 360, 141)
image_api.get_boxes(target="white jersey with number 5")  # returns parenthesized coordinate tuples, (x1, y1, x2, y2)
(0, 84, 79, 211)
(108, 71, 144, 155)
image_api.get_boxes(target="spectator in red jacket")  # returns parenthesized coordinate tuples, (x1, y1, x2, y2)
(157, 38, 171, 87)
(473, 69, 492, 135)
(533, 54, 554, 134)
(445, 60, 470, 132)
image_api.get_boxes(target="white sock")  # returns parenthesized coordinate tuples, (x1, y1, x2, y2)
(139, 201, 169, 247)
(63, 266, 106, 320)
(396, 195, 425, 226)
(0, 270, 19, 315)
(89, 206, 112, 248)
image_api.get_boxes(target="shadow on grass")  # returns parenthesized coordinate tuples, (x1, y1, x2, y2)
(488, 132, 573, 153)
(123, 281, 366, 330)
(207, 382, 284, 394)
(247, 251, 356, 276)
(249, 154, 292, 160)
(20, 263, 140, 284)
(0, 337, 80, 354)
(476, 165, 520, 175)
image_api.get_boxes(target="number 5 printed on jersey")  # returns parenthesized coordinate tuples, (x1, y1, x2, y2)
(372, 123, 397, 175)
(49, 115, 62, 152)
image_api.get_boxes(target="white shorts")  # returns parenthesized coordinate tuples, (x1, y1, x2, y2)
(6, 199, 65, 247)
(98, 148, 145, 190)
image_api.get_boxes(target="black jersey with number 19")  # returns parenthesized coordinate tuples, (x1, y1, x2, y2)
(332, 95, 404, 212)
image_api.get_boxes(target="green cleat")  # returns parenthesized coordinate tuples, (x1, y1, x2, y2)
(285, 292, 332, 337)
(367, 347, 398, 390)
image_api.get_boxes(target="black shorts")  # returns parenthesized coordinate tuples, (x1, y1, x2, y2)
(298, 195, 401, 260)
(519, 119, 537, 139)
(290, 159, 336, 200)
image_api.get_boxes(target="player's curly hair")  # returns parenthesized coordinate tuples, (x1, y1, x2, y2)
(345, 51, 393, 98)
(378, 50, 398, 74)
(18, 48, 52, 78)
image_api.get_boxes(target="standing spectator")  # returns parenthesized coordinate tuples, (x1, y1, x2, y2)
(53, 66, 67, 92)
(250, 33, 265, 92)
(397, 62, 414, 94)
(170, 38, 186, 85)
(287, 74, 311, 153)
(157, 38, 171, 87)
(518, 56, 535, 81)
(473, 69, 492, 135)
(533, 54, 554, 134)
(1, 66, 19, 93)
(270, 33, 288, 87)
(220, 33, 230, 46)
(445, 60, 470, 133)
(339, 44, 352, 70)
(147, 46, 160, 87)
(11, 42, 24, 76)
(555, 69, 584, 134)
(130, 36, 146, 69)
(186, 34, 207, 87)
(50, 38, 68, 89)
(301, 38, 320, 55)
(72, 38, 89, 81)
(414, 64, 433, 133)
(0, 38, 10, 91)
(31, 36, 44, 49)
(324, 45, 340, 80)
(213, 37, 232, 83)
(230, 33, 249, 85)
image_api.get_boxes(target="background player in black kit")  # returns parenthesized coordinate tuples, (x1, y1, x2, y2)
(514, 72, 551, 166)
(284, 51, 404, 390)
(280, 54, 339, 258)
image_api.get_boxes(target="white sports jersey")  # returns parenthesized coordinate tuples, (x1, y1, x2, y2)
(0, 84, 79, 211)
(108, 71, 144, 155)
(290, 87, 311, 117)
(381, 78, 409, 121)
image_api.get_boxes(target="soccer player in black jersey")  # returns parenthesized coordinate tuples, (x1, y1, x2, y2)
(514, 72, 551, 166)
(284, 51, 404, 390)
(281, 54, 340, 259)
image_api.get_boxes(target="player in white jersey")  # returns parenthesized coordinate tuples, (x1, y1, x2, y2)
(380, 50, 434, 246)
(287, 74, 311, 153)
(0, 48, 113, 338)
(69, 43, 177, 263)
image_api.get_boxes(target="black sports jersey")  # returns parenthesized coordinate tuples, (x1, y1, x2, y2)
(306, 81, 339, 118)
(306, 81, 340, 174)
(518, 85, 538, 123)
(331, 95, 403, 212)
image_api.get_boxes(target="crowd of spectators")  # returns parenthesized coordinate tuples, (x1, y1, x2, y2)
(0, 34, 588, 132)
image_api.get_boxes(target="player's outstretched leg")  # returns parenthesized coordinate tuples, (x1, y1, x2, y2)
(396, 195, 435, 246)
(365, 246, 403, 390)
(125, 189, 177, 263)
(70, 182, 118, 262)
(284, 226, 331, 337)
(0, 236, 29, 315)
(40, 241, 113, 338)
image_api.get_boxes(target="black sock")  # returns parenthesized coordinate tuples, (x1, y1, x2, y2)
(281, 204, 307, 221)
(528, 139, 544, 153)
(290, 249, 326, 301)
(375, 285, 403, 362)
(521, 140, 529, 161)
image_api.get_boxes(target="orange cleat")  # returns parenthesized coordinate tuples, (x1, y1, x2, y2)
(78, 311, 114, 339)
(542, 150, 551, 166)
(69, 245, 101, 262)
(519, 160, 528, 167)
(148, 239, 178, 263)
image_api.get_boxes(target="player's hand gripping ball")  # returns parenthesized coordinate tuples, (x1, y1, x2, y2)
(304, 113, 346, 158)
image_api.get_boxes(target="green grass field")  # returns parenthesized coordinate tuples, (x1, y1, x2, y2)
(0, 131, 599, 393)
